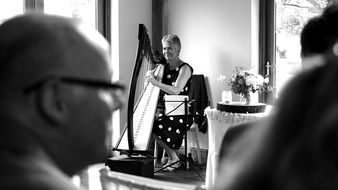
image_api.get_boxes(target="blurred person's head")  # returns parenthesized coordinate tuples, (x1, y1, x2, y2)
(301, 4, 338, 69)
(0, 14, 124, 175)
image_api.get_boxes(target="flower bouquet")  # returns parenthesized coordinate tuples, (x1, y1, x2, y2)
(227, 66, 271, 104)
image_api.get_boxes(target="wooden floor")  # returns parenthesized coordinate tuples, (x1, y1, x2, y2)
(103, 149, 208, 189)
(152, 159, 206, 188)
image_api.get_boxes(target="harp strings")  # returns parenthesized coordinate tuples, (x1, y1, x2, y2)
(132, 50, 153, 141)
(133, 64, 164, 143)
(133, 51, 152, 112)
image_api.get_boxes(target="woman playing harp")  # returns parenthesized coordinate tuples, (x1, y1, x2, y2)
(146, 34, 193, 172)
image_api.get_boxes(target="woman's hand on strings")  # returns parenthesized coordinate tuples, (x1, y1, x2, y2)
(146, 69, 155, 78)
(145, 70, 158, 86)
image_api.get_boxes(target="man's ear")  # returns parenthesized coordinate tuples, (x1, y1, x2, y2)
(37, 81, 67, 125)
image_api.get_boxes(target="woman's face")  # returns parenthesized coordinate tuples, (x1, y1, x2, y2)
(162, 41, 179, 63)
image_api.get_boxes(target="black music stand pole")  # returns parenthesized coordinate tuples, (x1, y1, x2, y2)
(184, 98, 188, 170)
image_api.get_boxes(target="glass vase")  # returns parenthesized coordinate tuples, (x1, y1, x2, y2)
(240, 93, 251, 105)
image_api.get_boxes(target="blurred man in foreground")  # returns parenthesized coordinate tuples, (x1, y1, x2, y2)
(0, 14, 124, 189)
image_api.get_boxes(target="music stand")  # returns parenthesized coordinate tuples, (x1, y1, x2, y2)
(154, 96, 204, 181)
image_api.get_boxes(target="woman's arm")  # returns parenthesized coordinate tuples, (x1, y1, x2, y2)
(146, 64, 192, 95)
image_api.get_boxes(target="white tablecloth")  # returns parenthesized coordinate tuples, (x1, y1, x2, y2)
(205, 107, 267, 189)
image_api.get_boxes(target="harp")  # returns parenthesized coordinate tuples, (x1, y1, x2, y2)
(114, 24, 164, 155)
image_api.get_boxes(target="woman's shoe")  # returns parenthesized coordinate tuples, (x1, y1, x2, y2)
(163, 157, 181, 172)
(166, 161, 181, 172)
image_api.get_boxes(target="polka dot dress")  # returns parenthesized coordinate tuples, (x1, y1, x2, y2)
(153, 63, 193, 150)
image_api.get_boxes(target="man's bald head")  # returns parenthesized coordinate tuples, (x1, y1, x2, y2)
(0, 14, 110, 94)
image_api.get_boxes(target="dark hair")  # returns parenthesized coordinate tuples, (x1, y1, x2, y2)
(301, 4, 338, 57)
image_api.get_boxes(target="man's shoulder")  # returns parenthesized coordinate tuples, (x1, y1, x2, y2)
(0, 151, 81, 190)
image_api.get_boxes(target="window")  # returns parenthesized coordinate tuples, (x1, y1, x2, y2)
(260, 0, 329, 103)
(44, 0, 96, 29)
(0, 0, 110, 41)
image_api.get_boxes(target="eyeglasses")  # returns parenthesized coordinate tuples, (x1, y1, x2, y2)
(23, 75, 125, 110)
(23, 75, 125, 94)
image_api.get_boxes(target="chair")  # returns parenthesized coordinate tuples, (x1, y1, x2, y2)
(186, 74, 209, 164)
(188, 74, 209, 134)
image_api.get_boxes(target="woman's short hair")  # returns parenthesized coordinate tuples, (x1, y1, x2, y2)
(161, 34, 181, 54)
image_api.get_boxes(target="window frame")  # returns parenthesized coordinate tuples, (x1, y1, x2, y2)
(24, 0, 110, 42)
(259, 0, 276, 104)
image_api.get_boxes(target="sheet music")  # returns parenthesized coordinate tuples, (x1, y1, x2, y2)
(164, 95, 189, 116)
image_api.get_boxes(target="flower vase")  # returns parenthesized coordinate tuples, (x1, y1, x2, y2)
(240, 93, 251, 105)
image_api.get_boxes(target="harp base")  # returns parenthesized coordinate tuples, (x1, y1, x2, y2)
(105, 154, 155, 178)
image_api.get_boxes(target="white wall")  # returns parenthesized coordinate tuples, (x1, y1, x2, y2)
(166, 0, 259, 149)
(167, 0, 258, 107)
